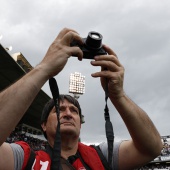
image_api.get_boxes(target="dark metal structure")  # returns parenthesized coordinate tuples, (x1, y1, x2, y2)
(0, 44, 50, 130)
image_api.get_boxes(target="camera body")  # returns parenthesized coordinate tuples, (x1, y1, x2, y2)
(71, 31, 106, 59)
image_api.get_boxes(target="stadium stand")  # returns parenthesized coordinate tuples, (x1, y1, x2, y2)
(6, 124, 48, 151)
(0, 43, 51, 131)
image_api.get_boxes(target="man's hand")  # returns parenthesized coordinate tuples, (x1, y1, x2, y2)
(39, 28, 83, 79)
(91, 45, 125, 100)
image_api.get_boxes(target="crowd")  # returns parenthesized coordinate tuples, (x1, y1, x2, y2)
(161, 142, 170, 156)
(6, 131, 47, 151)
(136, 164, 170, 169)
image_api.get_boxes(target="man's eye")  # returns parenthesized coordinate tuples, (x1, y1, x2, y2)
(59, 107, 65, 111)
(71, 108, 78, 113)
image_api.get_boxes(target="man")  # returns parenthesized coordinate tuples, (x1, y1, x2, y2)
(0, 28, 162, 170)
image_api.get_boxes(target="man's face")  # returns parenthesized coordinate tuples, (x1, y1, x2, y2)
(42, 99, 81, 140)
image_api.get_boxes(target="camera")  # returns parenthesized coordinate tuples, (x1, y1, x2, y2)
(71, 31, 107, 59)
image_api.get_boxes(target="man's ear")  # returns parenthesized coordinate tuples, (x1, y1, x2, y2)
(41, 122, 47, 132)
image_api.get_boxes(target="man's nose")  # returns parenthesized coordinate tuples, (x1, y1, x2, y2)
(61, 108, 72, 118)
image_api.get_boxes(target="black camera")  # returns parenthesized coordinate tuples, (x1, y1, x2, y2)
(71, 31, 107, 59)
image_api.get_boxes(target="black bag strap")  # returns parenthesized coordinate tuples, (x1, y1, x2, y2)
(104, 78, 114, 170)
(76, 152, 91, 170)
(91, 145, 110, 170)
(25, 149, 36, 170)
(49, 77, 62, 170)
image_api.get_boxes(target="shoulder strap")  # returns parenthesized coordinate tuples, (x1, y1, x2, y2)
(25, 149, 36, 170)
(76, 152, 91, 170)
(49, 77, 62, 170)
(104, 78, 114, 170)
(91, 145, 111, 170)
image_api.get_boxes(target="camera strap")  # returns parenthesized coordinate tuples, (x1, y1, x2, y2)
(49, 77, 62, 170)
(104, 78, 114, 170)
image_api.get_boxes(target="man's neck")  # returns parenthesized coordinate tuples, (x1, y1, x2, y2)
(48, 136, 79, 159)
(61, 139, 79, 159)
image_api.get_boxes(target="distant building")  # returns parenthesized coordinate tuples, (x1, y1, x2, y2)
(12, 52, 33, 73)
(0, 43, 50, 131)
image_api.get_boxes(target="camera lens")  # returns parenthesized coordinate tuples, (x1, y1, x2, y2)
(85, 31, 103, 50)
(91, 33, 100, 39)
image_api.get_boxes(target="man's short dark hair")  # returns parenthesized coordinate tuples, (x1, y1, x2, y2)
(41, 94, 82, 138)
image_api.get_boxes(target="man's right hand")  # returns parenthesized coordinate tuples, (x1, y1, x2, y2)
(39, 28, 83, 79)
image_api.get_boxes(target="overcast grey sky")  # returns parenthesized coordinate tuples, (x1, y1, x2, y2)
(0, 0, 170, 144)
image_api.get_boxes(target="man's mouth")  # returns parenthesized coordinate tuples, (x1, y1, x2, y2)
(60, 121, 74, 126)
